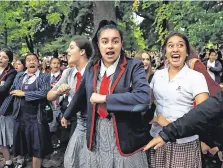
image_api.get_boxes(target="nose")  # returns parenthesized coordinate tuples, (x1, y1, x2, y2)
(172, 44, 179, 52)
(107, 41, 113, 49)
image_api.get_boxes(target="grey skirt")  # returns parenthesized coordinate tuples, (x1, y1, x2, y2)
(0, 115, 14, 146)
(64, 118, 88, 168)
(149, 139, 202, 168)
(88, 117, 148, 168)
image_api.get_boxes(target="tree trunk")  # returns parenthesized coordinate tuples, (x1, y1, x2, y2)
(25, 35, 34, 53)
(4, 24, 8, 47)
(93, 1, 116, 31)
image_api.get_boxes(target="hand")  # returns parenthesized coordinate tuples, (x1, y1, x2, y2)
(61, 117, 68, 128)
(201, 142, 211, 154)
(90, 93, 106, 104)
(217, 151, 223, 162)
(57, 84, 70, 95)
(150, 114, 170, 127)
(10, 90, 25, 97)
(209, 146, 219, 155)
(143, 136, 166, 151)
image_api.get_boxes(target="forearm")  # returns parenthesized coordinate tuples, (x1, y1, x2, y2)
(47, 90, 60, 101)
(160, 95, 222, 142)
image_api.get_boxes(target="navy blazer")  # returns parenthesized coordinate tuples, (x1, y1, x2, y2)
(0, 64, 17, 106)
(9, 72, 51, 119)
(64, 55, 152, 156)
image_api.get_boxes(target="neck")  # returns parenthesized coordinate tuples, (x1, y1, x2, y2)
(169, 64, 184, 76)
(76, 58, 88, 72)
(209, 60, 214, 63)
(51, 69, 59, 74)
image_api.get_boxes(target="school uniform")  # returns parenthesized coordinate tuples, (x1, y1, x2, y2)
(149, 64, 209, 168)
(0, 64, 17, 147)
(64, 55, 151, 168)
(49, 70, 62, 132)
(12, 70, 53, 158)
(205, 60, 222, 84)
(52, 66, 88, 168)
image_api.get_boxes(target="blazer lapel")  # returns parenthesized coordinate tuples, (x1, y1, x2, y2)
(110, 56, 127, 94)
(93, 62, 100, 92)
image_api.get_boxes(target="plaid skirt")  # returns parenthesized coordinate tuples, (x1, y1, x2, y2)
(148, 139, 202, 168)
(64, 118, 87, 168)
(88, 117, 148, 168)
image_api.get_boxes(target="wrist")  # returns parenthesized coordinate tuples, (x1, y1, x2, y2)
(159, 131, 171, 143)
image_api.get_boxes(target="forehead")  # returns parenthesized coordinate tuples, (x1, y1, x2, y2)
(16, 60, 22, 63)
(51, 59, 60, 63)
(26, 55, 38, 60)
(69, 41, 77, 46)
(167, 35, 185, 43)
(210, 52, 216, 55)
(0, 51, 8, 57)
(142, 53, 149, 58)
(99, 29, 121, 39)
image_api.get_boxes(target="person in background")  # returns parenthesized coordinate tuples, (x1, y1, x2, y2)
(0, 48, 17, 168)
(48, 37, 92, 168)
(14, 58, 26, 72)
(217, 50, 223, 84)
(41, 57, 51, 74)
(205, 49, 222, 84)
(48, 57, 63, 146)
(149, 32, 209, 168)
(135, 50, 154, 83)
(61, 20, 151, 168)
(10, 53, 52, 168)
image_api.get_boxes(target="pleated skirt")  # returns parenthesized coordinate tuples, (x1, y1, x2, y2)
(88, 117, 148, 168)
(64, 118, 88, 168)
(0, 115, 14, 146)
(148, 139, 202, 168)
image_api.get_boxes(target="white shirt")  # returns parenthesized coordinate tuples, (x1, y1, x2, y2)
(0, 69, 3, 76)
(150, 65, 209, 144)
(22, 69, 40, 84)
(52, 65, 87, 105)
(100, 56, 120, 78)
(207, 60, 215, 81)
(51, 70, 61, 78)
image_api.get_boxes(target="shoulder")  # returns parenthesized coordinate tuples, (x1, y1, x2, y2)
(186, 67, 206, 81)
(215, 60, 222, 65)
(153, 68, 166, 77)
(127, 57, 141, 66)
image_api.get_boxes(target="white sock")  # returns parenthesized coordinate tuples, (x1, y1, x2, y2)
(5, 160, 12, 165)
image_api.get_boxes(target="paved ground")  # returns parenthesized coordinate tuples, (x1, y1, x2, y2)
(0, 147, 222, 168)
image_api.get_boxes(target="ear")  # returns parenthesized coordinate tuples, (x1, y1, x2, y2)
(80, 49, 86, 56)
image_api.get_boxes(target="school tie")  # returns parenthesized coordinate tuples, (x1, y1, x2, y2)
(75, 72, 82, 90)
(50, 75, 56, 84)
(98, 74, 110, 118)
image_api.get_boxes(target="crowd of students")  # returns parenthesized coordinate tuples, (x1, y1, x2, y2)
(0, 20, 222, 168)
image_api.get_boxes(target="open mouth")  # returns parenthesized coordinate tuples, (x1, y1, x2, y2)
(171, 55, 180, 62)
(30, 65, 36, 68)
(106, 51, 115, 57)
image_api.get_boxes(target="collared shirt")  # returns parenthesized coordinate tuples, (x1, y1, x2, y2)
(22, 69, 40, 84)
(207, 60, 215, 81)
(100, 56, 120, 78)
(51, 70, 61, 78)
(52, 65, 87, 105)
(0, 69, 3, 76)
(150, 64, 209, 144)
